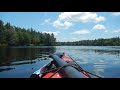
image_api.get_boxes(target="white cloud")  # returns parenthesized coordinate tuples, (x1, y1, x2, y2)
(63, 38, 67, 40)
(43, 31, 60, 35)
(58, 12, 105, 23)
(57, 37, 80, 42)
(71, 38, 80, 41)
(56, 37, 67, 42)
(112, 29, 120, 33)
(104, 30, 108, 33)
(71, 37, 77, 40)
(93, 24, 106, 30)
(53, 20, 72, 29)
(71, 29, 90, 35)
(44, 19, 51, 23)
(104, 29, 120, 33)
(40, 18, 51, 25)
(53, 12, 105, 29)
(64, 21, 73, 29)
(112, 12, 120, 16)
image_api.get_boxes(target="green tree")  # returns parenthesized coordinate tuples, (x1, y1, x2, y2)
(6, 28, 18, 46)
(0, 20, 57, 46)
(23, 32, 31, 45)
(0, 20, 6, 44)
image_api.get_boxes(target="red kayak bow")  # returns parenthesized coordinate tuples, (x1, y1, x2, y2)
(30, 52, 101, 78)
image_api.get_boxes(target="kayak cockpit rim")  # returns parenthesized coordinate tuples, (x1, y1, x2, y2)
(30, 52, 102, 78)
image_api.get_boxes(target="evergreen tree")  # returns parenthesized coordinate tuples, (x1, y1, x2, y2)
(0, 20, 6, 44)
(0, 20, 56, 46)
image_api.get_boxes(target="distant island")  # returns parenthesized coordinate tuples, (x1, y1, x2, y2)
(0, 20, 56, 46)
(0, 20, 120, 46)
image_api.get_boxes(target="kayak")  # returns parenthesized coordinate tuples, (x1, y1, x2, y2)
(30, 52, 101, 78)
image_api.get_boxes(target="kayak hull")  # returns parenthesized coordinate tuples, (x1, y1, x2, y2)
(30, 52, 90, 78)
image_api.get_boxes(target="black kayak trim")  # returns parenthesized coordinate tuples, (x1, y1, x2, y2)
(51, 53, 87, 78)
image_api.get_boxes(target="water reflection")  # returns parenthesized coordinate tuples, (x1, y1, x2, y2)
(94, 49, 120, 56)
(58, 46, 120, 78)
(10, 60, 36, 65)
(0, 46, 120, 78)
(93, 59, 107, 77)
(0, 67, 15, 72)
(0, 46, 56, 66)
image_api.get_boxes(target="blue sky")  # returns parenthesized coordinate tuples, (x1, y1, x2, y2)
(0, 12, 120, 42)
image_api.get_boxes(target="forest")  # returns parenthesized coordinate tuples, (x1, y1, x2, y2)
(57, 37, 120, 46)
(0, 20, 56, 46)
(0, 20, 120, 46)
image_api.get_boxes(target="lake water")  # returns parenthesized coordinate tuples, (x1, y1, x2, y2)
(0, 46, 120, 78)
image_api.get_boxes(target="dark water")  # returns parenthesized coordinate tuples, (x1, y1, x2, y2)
(0, 46, 120, 78)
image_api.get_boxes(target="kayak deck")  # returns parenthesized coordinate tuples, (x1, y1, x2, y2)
(30, 52, 101, 78)
(43, 72, 62, 78)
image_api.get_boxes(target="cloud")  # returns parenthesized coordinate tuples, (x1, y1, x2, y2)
(53, 20, 72, 29)
(104, 30, 108, 33)
(112, 12, 120, 16)
(40, 18, 51, 25)
(112, 29, 120, 33)
(71, 29, 90, 35)
(53, 12, 105, 29)
(105, 29, 120, 33)
(71, 37, 80, 41)
(43, 31, 60, 35)
(57, 37, 80, 42)
(71, 37, 77, 40)
(58, 12, 105, 23)
(93, 24, 106, 30)
(44, 19, 51, 23)
(56, 37, 67, 42)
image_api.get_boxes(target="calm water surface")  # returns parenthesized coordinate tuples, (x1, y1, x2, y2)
(0, 46, 120, 78)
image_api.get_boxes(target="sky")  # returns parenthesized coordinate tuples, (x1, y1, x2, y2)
(0, 12, 120, 42)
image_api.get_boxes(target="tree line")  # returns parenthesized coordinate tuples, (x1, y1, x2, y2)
(0, 20, 56, 46)
(56, 37, 120, 46)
